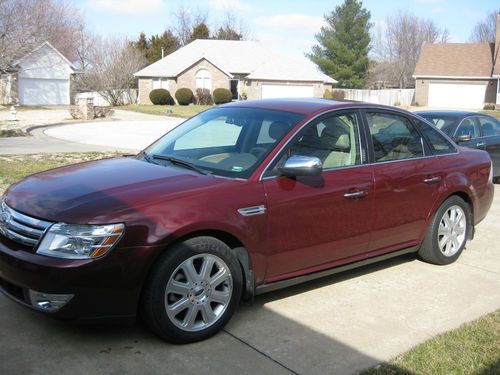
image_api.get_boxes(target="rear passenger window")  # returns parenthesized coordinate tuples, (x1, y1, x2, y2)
(366, 112, 424, 162)
(415, 121, 456, 155)
(477, 117, 500, 137)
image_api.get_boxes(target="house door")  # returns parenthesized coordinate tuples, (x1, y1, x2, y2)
(230, 80, 239, 100)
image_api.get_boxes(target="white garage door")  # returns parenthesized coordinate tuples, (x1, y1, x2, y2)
(18, 78, 70, 105)
(261, 84, 314, 99)
(428, 82, 486, 109)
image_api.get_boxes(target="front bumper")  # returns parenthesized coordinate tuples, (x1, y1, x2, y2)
(0, 238, 160, 320)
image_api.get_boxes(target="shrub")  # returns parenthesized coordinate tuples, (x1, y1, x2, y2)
(195, 88, 213, 105)
(331, 90, 345, 100)
(213, 88, 232, 104)
(94, 106, 114, 118)
(175, 88, 194, 105)
(483, 103, 496, 110)
(149, 89, 172, 105)
(323, 89, 333, 99)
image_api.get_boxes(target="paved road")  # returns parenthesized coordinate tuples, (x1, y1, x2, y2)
(0, 109, 183, 155)
(0, 186, 498, 375)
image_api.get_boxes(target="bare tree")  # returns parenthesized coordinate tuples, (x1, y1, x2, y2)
(79, 37, 146, 106)
(173, 5, 209, 46)
(469, 10, 499, 43)
(373, 11, 449, 88)
(213, 11, 248, 40)
(0, 0, 83, 71)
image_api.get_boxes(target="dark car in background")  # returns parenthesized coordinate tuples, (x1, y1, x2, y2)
(416, 111, 500, 181)
(0, 99, 495, 344)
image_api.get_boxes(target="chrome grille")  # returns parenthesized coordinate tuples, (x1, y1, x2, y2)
(0, 200, 52, 248)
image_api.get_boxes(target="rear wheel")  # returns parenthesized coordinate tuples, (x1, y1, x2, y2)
(142, 237, 243, 344)
(419, 196, 471, 265)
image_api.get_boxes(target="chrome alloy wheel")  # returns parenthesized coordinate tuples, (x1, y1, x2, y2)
(437, 205, 467, 257)
(165, 254, 233, 332)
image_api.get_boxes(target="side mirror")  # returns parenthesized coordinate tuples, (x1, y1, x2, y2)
(455, 134, 472, 143)
(278, 155, 323, 177)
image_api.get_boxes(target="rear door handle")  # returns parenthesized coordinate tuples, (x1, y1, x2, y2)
(476, 142, 485, 147)
(423, 176, 441, 184)
(343, 190, 368, 199)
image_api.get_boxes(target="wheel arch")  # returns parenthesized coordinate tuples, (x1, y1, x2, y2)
(143, 229, 255, 305)
(431, 190, 475, 240)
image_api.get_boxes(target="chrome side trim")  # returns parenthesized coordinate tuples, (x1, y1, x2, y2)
(237, 205, 267, 216)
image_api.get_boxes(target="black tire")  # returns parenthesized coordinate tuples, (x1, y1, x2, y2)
(142, 236, 243, 344)
(418, 196, 471, 265)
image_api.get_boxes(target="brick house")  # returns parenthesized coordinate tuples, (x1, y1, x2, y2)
(413, 13, 500, 109)
(134, 39, 336, 104)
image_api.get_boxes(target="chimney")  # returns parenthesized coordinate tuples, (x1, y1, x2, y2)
(496, 13, 500, 49)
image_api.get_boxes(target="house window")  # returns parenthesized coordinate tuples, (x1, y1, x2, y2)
(195, 69, 212, 91)
(152, 78, 168, 90)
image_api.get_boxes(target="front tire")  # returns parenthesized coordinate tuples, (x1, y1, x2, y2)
(419, 196, 471, 265)
(142, 237, 243, 344)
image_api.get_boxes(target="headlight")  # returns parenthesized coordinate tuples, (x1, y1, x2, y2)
(37, 223, 124, 259)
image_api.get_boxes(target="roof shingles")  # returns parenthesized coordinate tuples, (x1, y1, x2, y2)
(413, 43, 495, 78)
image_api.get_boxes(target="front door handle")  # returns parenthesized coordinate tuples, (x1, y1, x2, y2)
(476, 142, 485, 147)
(424, 176, 441, 184)
(343, 190, 368, 199)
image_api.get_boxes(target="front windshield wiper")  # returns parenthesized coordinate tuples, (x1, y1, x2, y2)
(151, 154, 210, 175)
(140, 151, 158, 165)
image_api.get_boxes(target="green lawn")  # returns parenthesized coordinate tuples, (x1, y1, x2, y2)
(119, 104, 211, 119)
(362, 310, 500, 375)
(0, 153, 120, 194)
(0, 128, 30, 137)
(481, 110, 500, 120)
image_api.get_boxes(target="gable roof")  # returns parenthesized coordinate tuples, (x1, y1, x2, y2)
(134, 39, 336, 84)
(413, 43, 495, 78)
(13, 41, 77, 71)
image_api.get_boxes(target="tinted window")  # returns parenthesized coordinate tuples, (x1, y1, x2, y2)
(146, 107, 304, 179)
(415, 121, 456, 155)
(418, 114, 459, 135)
(455, 118, 479, 139)
(477, 116, 500, 137)
(366, 112, 424, 162)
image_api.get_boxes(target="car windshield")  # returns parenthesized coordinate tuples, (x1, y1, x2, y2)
(143, 107, 305, 179)
(418, 114, 459, 135)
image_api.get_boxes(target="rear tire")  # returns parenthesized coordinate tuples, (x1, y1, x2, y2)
(142, 237, 242, 344)
(419, 196, 471, 265)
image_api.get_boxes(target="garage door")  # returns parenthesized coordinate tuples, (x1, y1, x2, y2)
(261, 84, 314, 99)
(18, 78, 70, 105)
(428, 82, 486, 109)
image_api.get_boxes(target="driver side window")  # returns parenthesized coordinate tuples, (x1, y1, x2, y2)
(286, 112, 361, 170)
(455, 118, 479, 139)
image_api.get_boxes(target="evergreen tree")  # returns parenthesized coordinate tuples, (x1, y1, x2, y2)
(308, 0, 372, 88)
(133, 30, 180, 65)
(188, 23, 210, 44)
(213, 26, 242, 41)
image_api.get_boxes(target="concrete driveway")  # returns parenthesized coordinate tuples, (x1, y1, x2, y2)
(0, 187, 498, 375)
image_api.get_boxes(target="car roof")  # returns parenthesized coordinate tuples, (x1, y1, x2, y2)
(415, 110, 483, 117)
(220, 98, 402, 116)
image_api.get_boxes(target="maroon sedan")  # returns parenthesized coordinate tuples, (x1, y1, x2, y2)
(0, 99, 494, 343)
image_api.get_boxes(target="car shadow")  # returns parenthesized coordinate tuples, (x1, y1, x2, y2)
(0, 254, 421, 375)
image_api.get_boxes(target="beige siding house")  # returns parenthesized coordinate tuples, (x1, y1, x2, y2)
(134, 39, 336, 104)
(413, 14, 500, 109)
(0, 42, 77, 105)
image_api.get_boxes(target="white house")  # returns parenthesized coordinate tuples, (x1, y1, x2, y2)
(0, 42, 77, 106)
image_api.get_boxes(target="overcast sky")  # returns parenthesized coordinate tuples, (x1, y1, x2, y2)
(76, 0, 498, 59)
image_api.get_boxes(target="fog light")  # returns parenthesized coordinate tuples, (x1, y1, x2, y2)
(28, 290, 74, 312)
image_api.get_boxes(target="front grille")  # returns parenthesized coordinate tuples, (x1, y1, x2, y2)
(0, 200, 53, 248)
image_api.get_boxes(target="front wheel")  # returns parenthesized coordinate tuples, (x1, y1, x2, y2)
(142, 237, 243, 344)
(418, 196, 471, 265)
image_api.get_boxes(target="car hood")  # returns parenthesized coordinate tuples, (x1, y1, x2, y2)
(4, 157, 222, 224)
